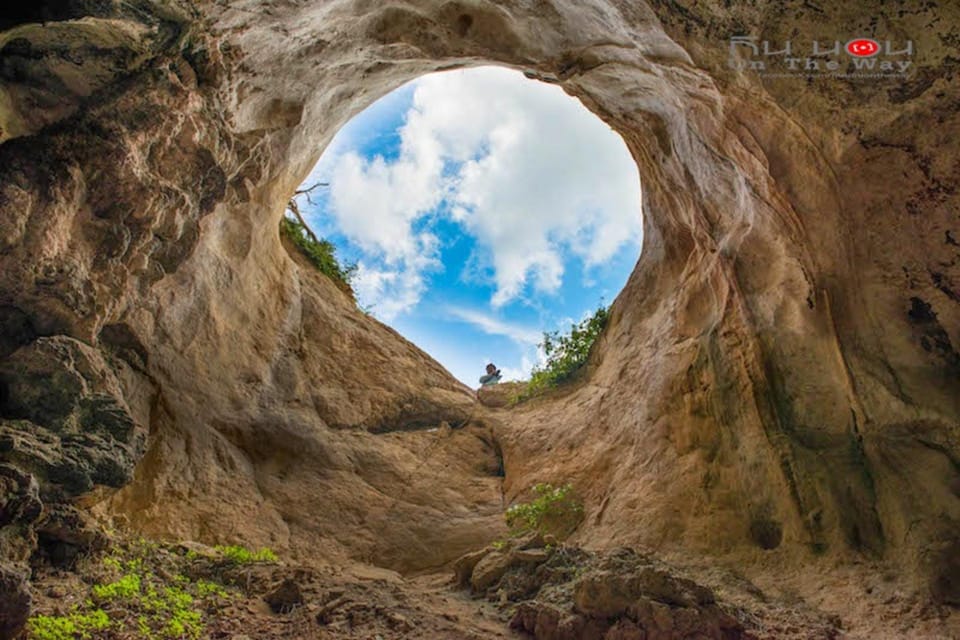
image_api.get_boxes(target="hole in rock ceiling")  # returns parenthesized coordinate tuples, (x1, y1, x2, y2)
(289, 66, 642, 387)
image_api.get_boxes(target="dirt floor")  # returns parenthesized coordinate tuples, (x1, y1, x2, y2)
(27, 532, 959, 640)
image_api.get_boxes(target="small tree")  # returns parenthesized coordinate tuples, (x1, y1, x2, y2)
(279, 216, 356, 297)
(281, 182, 357, 298)
(505, 483, 584, 540)
(521, 305, 610, 399)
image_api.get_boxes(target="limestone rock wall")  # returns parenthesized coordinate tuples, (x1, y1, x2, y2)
(0, 0, 957, 632)
(0, 0, 508, 607)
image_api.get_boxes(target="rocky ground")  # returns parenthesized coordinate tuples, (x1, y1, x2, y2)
(22, 529, 920, 640)
(452, 532, 845, 640)
(25, 535, 515, 640)
(10, 388, 957, 640)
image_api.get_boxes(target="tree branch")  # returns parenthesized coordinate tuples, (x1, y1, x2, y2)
(285, 182, 329, 244)
(294, 181, 330, 206)
(285, 199, 320, 244)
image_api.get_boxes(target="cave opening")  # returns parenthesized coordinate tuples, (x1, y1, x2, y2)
(1, 2, 958, 636)
(282, 66, 644, 388)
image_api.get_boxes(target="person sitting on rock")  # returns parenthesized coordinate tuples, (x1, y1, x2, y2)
(479, 363, 502, 387)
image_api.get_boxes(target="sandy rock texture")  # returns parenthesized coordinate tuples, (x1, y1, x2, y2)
(0, 0, 958, 637)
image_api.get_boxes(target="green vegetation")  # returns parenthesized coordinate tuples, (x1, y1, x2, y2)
(92, 573, 141, 600)
(27, 609, 110, 640)
(280, 216, 356, 297)
(505, 482, 584, 540)
(26, 539, 244, 640)
(195, 579, 229, 598)
(517, 305, 610, 401)
(214, 544, 278, 564)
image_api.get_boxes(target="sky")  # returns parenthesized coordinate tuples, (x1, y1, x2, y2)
(295, 66, 642, 387)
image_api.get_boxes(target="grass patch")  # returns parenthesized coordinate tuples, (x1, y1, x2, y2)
(516, 305, 609, 402)
(195, 579, 229, 598)
(92, 573, 141, 601)
(27, 538, 241, 640)
(505, 483, 584, 540)
(27, 609, 110, 640)
(280, 216, 356, 297)
(214, 544, 278, 564)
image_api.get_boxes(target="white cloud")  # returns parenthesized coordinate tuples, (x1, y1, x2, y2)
(445, 307, 550, 383)
(348, 236, 440, 320)
(419, 67, 643, 306)
(498, 353, 539, 382)
(312, 65, 642, 316)
(446, 306, 542, 346)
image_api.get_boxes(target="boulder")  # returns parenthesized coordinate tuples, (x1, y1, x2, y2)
(0, 338, 146, 499)
(470, 551, 511, 593)
(0, 463, 42, 563)
(34, 503, 108, 567)
(452, 547, 491, 588)
(0, 562, 31, 640)
(0, 337, 133, 435)
(264, 578, 303, 614)
(477, 382, 527, 408)
(469, 545, 552, 594)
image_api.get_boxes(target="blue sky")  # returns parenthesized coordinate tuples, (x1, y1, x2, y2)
(295, 67, 642, 387)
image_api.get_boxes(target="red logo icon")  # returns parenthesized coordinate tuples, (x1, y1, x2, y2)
(846, 38, 880, 57)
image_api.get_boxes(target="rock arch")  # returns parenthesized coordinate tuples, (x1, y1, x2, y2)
(0, 0, 958, 632)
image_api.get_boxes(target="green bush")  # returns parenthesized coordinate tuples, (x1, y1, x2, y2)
(27, 609, 110, 640)
(520, 305, 610, 400)
(29, 539, 234, 640)
(195, 579, 228, 598)
(214, 544, 278, 564)
(280, 216, 356, 297)
(505, 483, 584, 540)
(92, 573, 141, 601)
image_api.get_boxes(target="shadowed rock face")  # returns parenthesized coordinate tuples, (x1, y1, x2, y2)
(0, 0, 958, 636)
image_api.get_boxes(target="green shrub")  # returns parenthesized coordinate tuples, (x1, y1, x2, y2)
(131, 584, 204, 639)
(519, 305, 610, 400)
(505, 483, 584, 540)
(195, 579, 228, 598)
(31, 539, 234, 640)
(27, 609, 110, 640)
(92, 573, 141, 600)
(280, 216, 356, 297)
(214, 544, 278, 564)
(165, 608, 203, 639)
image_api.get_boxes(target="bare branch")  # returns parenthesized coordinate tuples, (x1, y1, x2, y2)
(294, 181, 329, 205)
(294, 181, 329, 195)
(284, 181, 330, 243)
(285, 198, 320, 244)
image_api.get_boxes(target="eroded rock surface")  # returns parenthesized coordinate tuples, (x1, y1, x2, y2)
(0, 337, 146, 494)
(454, 537, 846, 640)
(0, 464, 40, 639)
(0, 0, 958, 637)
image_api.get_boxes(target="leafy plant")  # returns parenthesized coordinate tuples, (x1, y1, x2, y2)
(519, 305, 610, 401)
(29, 539, 236, 640)
(214, 544, 278, 564)
(27, 609, 110, 640)
(92, 573, 141, 600)
(505, 483, 584, 540)
(280, 216, 356, 297)
(195, 579, 228, 598)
